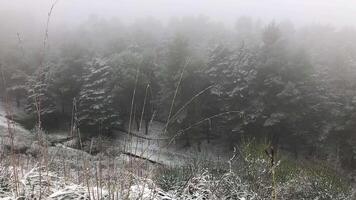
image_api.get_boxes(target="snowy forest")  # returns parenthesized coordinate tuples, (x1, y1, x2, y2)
(0, 0, 356, 199)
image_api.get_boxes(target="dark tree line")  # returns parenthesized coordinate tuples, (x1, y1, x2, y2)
(1, 17, 356, 170)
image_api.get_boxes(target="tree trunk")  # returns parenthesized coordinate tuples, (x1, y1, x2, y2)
(197, 141, 201, 152)
(145, 119, 149, 135)
(16, 95, 20, 108)
(133, 105, 140, 131)
(62, 100, 65, 114)
(184, 132, 191, 148)
(293, 143, 298, 159)
(271, 127, 280, 150)
(135, 116, 140, 132)
(207, 119, 212, 144)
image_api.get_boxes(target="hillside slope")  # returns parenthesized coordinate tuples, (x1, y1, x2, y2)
(0, 103, 34, 153)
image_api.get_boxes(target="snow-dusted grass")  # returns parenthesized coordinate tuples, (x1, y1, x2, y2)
(0, 138, 354, 199)
(0, 154, 255, 200)
(0, 103, 34, 154)
(0, 103, 354, 199)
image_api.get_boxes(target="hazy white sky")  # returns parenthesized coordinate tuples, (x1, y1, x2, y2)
(1, 0, 356, 27)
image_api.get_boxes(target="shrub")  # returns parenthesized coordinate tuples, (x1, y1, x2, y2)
(153, 165, 194, 192)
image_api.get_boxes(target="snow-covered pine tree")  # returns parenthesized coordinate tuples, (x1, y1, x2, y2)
(78, 57, 120, 133)
(6, 69, 27, 108)
(204, 44, 257, 139)
(25, 64, 56, 118)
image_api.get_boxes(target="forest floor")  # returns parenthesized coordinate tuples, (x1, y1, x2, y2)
(0, 103, 237, 199)
(0, 103, 355, 199)
(0, 104, 35, 153)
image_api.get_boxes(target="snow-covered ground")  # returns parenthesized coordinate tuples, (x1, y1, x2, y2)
(0, 98, 230, 168)
(0, 99, 230, 168)
(0, 102, 34, 152)
(100, 121, 231, 167)
(0, 102, 353, 199)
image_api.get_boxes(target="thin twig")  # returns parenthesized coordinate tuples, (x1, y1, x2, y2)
(165, 84, 215, 128)
(163, 58, 190, 135)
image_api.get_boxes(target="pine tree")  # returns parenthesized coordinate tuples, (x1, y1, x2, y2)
(25, 64, 57, 118)
(6, 69, 27, 108)
(78, 57, 119, 133)
(110, 48, 158, 134)
(50, 60, 83, 114)
(159, 34, 190, 120)
(205, 44, 257, 136)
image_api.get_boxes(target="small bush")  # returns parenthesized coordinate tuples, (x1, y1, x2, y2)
(237, 137, 352, 199)
(153, 165, 194, 191)
(275, 157, 300, 183)
(302, 161, 351, 196)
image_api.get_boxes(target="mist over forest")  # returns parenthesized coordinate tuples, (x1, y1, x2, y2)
(0, 1, 356, 199)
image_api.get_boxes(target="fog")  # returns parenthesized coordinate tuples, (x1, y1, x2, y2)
(2, 0, 356, 27)
(1, 0, 355, 52)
